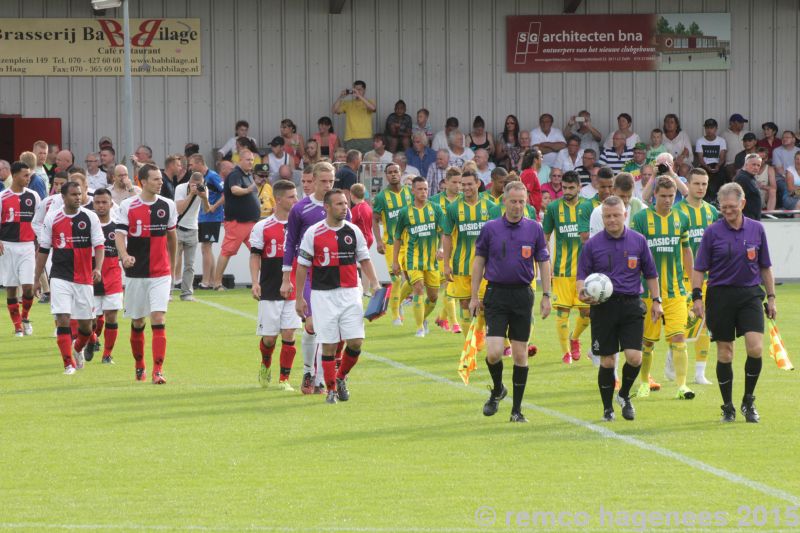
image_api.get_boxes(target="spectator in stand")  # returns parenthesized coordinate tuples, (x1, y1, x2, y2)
(432, 117, 459, 152)
(303, 139, 323, 168)
(232, 137, 262, 166)
(186, 154, 224, 291)
(426, 149, 449, 196)
(252, 164, 275, 218)
(752, 147, 777, 212)
(541, 165, 564, 201)
(603, 113, 640, 150)
(349, 183, 374, 249)
(279, 118, 305, 169)
(646, 129, 667, 163)
(333, 147, 347, 164)
(32, 141, 52, 189)
(160, 154, 184, 201)
(466, 116, 495, 156)
(517, 130, 534, 170)
(19, 151, 48, 201)
(531, 113, 566, 168)
(473, 148, 495, 186)
(332, 80, 377, 153)
(311, 116, 340, 159)
(734, 153, 764, 220)
(278, 165, 294, 183)
(519, 149, 542, 212)
(214, 149, 261, 290)
(109, 164, 141, 205)
(266, 136, 293, 180)
(393, 152, 419, 181)
(495, 114, 521, 171)
(85, 152, 108, 190)
(734, 132, 758, 171)
(554, 135, 584, 172)
(783, 152, 800, 213)
(722, 114, 750, 179)
(217, 160, 235, 180)
(574, 148, 597, 189)
(695, 118, 727, 200)
(580, 164, 602, 199)
(384, 99, 413, 153)
(334, 150, 361, 204)
(599, 132, 634, 172)
(218, 120, 256, 162)
(99, 146, 116, 175)
(406, 131, 436, 177)
(757, 122, 781, 162)
(45, 142, 60, 179)
(661, 113, 692, 167)
(641, 153, 689, 205)
(132, 145, 153, 171)
(621, 142, 648, 195)
(364, 133, 393, 164)
(412, 108, 433, 145)
(173, 172, 210, 301)
(771, 130, 800, 178)
(0, 159, 10, 190)
(447, 130, 474, 167)
(564, 110, 601, 153)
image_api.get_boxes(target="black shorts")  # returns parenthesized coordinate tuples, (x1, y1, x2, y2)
(705, 285, 765, 343)
(198, 222, 221, 243)
(483, 283, 533, 342)
(589, 294, 646, 356)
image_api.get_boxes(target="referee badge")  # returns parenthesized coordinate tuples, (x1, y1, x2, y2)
(521, 245, 532, 259)
(627, 255, 638, 269)
(747, 247, 756, 261)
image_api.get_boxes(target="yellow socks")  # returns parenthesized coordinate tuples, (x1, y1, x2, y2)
(389, 276, 402, 321)
(571, 314, 590, 340)
(412, 295, 425, 329)
(555, 309, 570, 353)
(640, 344, 654, 383)
(695, 331, 710, 362)
(400, 279, 413, 301)
(672, 341, 689, 388)
(445, 296, 458, 328)
(424, 298, 436, 320)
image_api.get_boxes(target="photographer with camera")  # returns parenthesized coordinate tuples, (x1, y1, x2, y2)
(173, 172, 210, 301)
(641, 152, 689, 205)
(332, 80, 376, 154)
(253, 163, 275, 219)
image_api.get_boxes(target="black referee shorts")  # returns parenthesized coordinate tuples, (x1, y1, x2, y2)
(706, 285, 765, 343)
(589, 294, 646, 356)
(483, 283, 533, 342)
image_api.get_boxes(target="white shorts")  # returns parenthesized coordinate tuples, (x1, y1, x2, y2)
(94, 292, 124, 313)
(309, 287, 365, 344)
(123, 276, 171, 319)
(50, 278, 95, 320)
(256, 299, 302, 336)
(0, 241, 35, 287)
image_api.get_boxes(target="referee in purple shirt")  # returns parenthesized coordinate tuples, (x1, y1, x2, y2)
(577, 196, 662, 422)
(469, 181, 552, 423)
(692, 182, 777, 423)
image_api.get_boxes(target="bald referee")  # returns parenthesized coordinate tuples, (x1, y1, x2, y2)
(692, 182, 776, 423)
(577, 196, 662, 422)
(470, 181, 551, 423)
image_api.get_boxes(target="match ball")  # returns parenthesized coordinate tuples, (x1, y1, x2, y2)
(584, 273, 613, 303)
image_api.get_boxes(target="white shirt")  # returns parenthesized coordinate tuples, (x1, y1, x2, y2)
(448, 148, 475, 167)
(603, 131, 641, 150)
(432, 130, 450, 151)
(695, 136, 727, 165)
(87, 169, 108, 191)
(531, 127, 566, 167)
(580, 183, 597, 199)
(174, 183, 203, 230)
(364, 149, 393, 164)
(402, 165, 421, 179)
(268, 152, 291, 180)
(553, 148, 584, 172)
(662, 131, 693, 161)
(721, 129, 749, 165)
(477, 163, 496, 186)
(218, 135, 257, 157)
(771, 146, 800, 175)
(588, 200, 640, 237)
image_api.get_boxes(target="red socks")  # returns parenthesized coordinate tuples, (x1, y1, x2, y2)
(322, 355, 337, 391)
(259, 339, 275, 367)
(21, 296, 33, 321)
(103, 323, 118, 357)
(130, 325, 146, 369)
(334, 340, 345, 369)
(336, 346, 360, 380)
(95, 315, 105, 337)
(7, 298, 21, 331)
(151, 324, 166, 373)
(56, 326, 74, 367)
(279, 340, 296, 381)
(70, 319, 79, 340)
(74, 329, 92, 352)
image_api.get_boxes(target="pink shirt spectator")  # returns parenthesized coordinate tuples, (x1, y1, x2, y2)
(541, 182, 564, 200)
(312, 132, 340, 159)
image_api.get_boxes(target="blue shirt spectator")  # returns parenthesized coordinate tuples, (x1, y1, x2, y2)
(406, 132, 437, 176)
(199, 168, 224, 223)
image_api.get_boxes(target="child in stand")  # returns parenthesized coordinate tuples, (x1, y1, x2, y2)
(412, 108, 433, 145)
(646, 128, 667, 164)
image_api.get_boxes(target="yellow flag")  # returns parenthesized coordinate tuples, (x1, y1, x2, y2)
(458, 318, 479, 385)
(768, 318, 794, 371)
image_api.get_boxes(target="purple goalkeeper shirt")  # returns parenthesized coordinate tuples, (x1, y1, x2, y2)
(282, 194, 350, 271)
(474, 215, 549, 285)
(694, 216, 771, 287)
(577, 226, 657, 296)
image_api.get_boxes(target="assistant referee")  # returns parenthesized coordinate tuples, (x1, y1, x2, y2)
(692, 182, 776, 423)
(469, 181, 552, 423)
(577, 196, 662, 422)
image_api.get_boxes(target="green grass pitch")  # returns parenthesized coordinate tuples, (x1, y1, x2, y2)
(1, 284, 799, 532)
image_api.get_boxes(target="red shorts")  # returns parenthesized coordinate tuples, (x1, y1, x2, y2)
(221, 220, 256, 257)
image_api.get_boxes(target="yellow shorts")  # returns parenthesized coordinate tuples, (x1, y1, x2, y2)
(447, 275, 487, 300)
(643, 296, 688, 342)
(552, 276, 588, 309)
(408, 269, 441, 288)
(383, 242, 407, 274)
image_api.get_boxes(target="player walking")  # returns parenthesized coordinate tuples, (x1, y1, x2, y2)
(430, 167, 462, 333)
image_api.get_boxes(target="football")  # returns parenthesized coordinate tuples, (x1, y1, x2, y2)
(584, 273, 614, 303)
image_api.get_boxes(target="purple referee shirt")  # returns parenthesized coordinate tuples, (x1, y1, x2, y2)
(694, 216, 771, 287)
(282, 194, 350, 271)
(475, 215, 549, 285)
(577, 226, 658, 295)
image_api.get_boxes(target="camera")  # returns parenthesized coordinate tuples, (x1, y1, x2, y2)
(196, 183, 206, 193)
(575, 116, 585, 124)
(345, 89, 353, 95)
(657, 163, 670, 175)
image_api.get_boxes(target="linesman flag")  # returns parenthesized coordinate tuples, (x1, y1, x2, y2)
(458, 317, 479, 385)
(767, 318, 794, 371)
